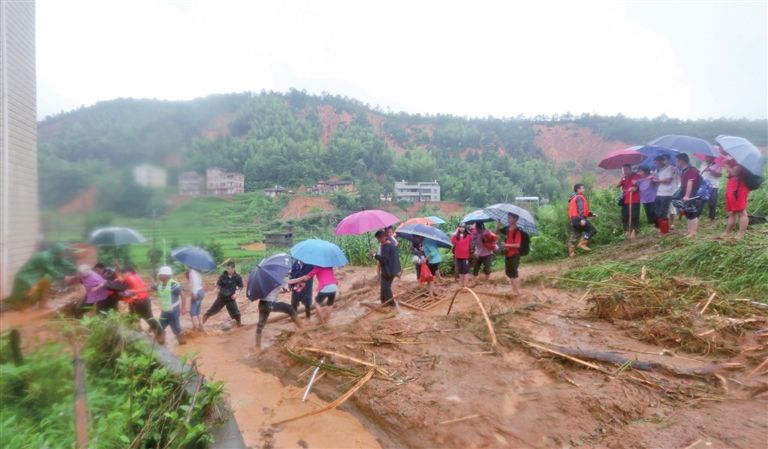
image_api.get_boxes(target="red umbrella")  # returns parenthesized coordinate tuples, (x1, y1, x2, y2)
(598, 149, 645, 170)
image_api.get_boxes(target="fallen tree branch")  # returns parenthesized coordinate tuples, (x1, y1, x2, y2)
(446, 287, 498, 347)
(439, 414, 481, 425)
(272, 369, 375, 426)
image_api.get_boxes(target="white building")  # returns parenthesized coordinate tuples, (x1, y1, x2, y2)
(1, 1, 39, 298)
(133, 163, 167, 188)
(394, 181, 441, 202)
(206, 168, 245, 196)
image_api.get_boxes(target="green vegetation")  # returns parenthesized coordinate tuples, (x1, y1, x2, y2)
(560, 232, 768, 300)
(0, 315, 224, 449)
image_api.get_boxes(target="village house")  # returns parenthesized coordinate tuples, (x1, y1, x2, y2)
(312, 179, 355, 195)
(263, 186, 287, 198)
(133, 163, 167, 188)
(394, 180, 441, 202)
(206, 168, 245, 196)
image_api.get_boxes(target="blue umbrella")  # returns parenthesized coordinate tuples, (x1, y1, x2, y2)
(246, 253, 292, 301)
(426, 215, 446, 225)
(483, 203, 539, 235)
(88, 227, 147, 246)
(631, 145, 680, 168)
(716, 135, 764, 176)
(290, 239, 348, 268)
(649, 135, 716, 157)
(171, 246, 216, 271)
(461, 209, 493, 224)
(396, 223, 452, 248)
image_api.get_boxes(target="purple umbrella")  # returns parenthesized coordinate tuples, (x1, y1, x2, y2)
(335, 209, 400, 235)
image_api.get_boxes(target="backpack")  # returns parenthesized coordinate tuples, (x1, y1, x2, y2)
(742, 171, 764, 191)
(519, 230, 531, 257)
(481, 231, 498, 252)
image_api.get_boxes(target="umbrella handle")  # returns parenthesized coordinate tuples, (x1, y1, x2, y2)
(628, 190, 633, 235)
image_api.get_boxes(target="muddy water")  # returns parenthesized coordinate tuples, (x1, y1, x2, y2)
(177, 267, 383, 449)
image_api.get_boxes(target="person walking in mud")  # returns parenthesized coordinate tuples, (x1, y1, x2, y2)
(7, 243, 76, 309)
(287, 265, 338, 323)
(471, 222, 497, 286)
(371, 229, 401, 307)
(289, 259, 315, 320)
(253, 286, 302, 352)
(500, 213, 523, 295)
(568, 184, 597, 257)
(152, 266, 187, 345)
(122, 266, 165, 343)
(202, 261, 243, 327)
(186, 266, 205, 332)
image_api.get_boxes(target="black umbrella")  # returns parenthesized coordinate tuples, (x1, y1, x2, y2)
(246, 253, 292, 301)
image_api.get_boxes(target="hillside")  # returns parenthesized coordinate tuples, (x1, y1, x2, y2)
(38, 90, 768, 213)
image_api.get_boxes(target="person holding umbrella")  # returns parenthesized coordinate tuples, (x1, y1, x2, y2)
(246, 253, 302, 352)
(674, 153, 703, 238)
(186, 266, 205, 332)
(371, 229, 401, 307)
(289, 259, 315, 320)
(650, 154, 676, 234)
(202, 261, 243, 328)
(618, 164, 641, 240)
(287, 265, 337, 323)
(720, 160, 750, 240)
(499, 213, 523, 295)
(451, 223, 472, 289)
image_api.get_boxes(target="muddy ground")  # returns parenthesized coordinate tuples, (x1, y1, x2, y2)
(3, 255, 767, 449)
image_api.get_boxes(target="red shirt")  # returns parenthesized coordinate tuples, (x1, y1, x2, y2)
(619, 174, 641, 204)
(680, 166, 700, 197)
(451, 232, 472, 259)
(123, 271, 149, 303)
(505, 227, 523, 257)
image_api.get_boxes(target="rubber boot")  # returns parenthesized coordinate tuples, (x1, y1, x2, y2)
(577, 238, 592, 251)
(235, 317, 242, 327)
(568, 242, 576, 258)
(176, 333, 187, 345)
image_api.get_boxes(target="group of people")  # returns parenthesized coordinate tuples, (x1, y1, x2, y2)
(569, 149, 755, 256)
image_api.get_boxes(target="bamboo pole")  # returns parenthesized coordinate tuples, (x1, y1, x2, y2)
(73, 348, 88, 449)
(445, 287, 498, 347)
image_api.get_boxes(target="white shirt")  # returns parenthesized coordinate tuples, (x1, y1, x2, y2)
(700, 162, 722, 187)
(655, 165, 677, 196)
(189, 269, 203, 293)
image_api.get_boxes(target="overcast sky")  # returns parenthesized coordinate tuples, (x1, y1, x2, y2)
(37, 0, 767, 120)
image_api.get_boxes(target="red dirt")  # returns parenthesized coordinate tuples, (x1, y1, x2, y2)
(57, 186, 98, 214)
(200, 112, 236, 140)
(318, 105, 354, 146)
(367, 112, 406, 155)
(533, 123, 631, 187)
(281, 195, 335, 220)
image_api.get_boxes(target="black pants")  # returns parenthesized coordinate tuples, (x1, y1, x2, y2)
(642, 202, 657, 226)
(570, 218, 597, 243)
(204, 293, 241, 321)
(291, 291, 312, 318)
(654, 196, 673, 221)
(96, 294, 120, 314)
(380, 275, 395, 306)
(315, 291, 336, 306)
(621, 203, 641, 231)
(129, 298, 163, 335)
(257, 300, 297, 334)
(505, 255, 521, 279)
(706, 188, 718, 219)
(472, 255, 492, 276)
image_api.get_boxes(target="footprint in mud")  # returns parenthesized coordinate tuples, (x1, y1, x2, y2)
(297, 440, 309, 448)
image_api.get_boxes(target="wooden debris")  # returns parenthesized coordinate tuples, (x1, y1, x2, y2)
(273, 369, 375, 425)
(746, 356, 768, 379)
(446, 287, 498, 347)
(699, 292, 716, 315)
(438, 414, 481, 425)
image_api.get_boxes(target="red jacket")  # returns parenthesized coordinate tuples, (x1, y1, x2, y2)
(451, 232, 472, 259)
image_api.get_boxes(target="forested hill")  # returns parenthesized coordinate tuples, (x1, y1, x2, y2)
(39, 90, 767, 212)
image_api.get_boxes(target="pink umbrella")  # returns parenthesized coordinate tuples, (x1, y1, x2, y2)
(598, 149, 645, 170)
(335, 209, 400, 235)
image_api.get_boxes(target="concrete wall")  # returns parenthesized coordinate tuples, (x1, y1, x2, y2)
(0, 1, 39, 298)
